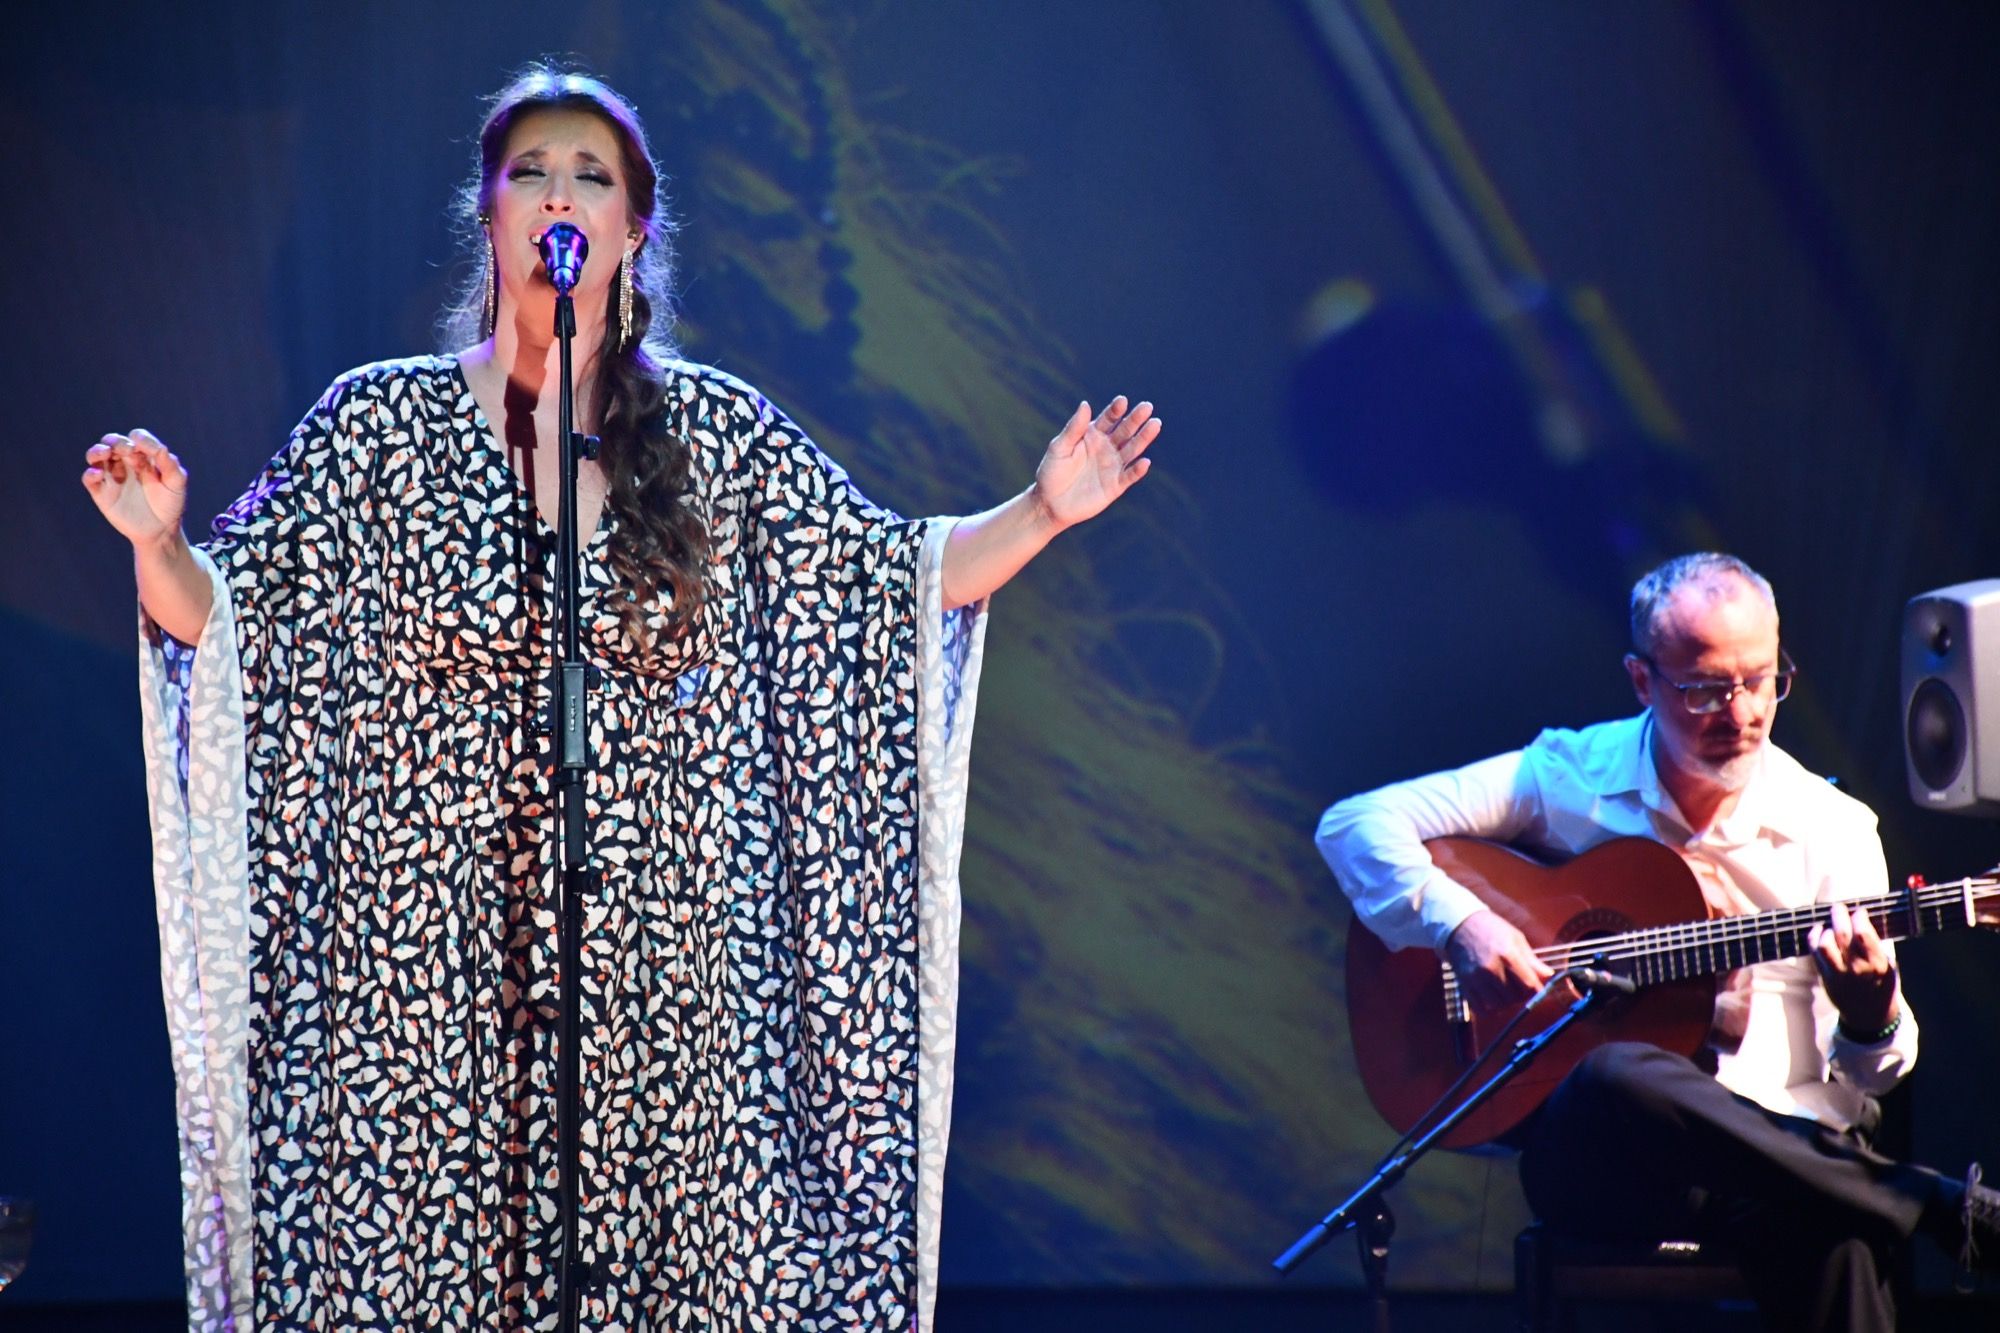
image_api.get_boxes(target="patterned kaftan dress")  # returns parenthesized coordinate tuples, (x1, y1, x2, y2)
(138, 356, 987, 1331)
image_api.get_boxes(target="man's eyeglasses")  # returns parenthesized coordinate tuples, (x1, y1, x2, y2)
(1638, 649, 1797, 715)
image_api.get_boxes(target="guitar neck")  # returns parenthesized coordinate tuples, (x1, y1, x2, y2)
(1557, 876, 1999, 987)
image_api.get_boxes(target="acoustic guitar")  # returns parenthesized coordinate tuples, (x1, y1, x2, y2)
(1344, 836, 2000, 1148)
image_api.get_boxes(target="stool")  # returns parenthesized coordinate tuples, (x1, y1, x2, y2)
(1515, 1223, 1754, 1333)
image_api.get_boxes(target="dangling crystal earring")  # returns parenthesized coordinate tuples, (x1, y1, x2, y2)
(478, 215, 497, 339)
(617, 250, 635, 351)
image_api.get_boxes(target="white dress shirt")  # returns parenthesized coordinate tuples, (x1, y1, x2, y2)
(1316, 712, 1917, 1128)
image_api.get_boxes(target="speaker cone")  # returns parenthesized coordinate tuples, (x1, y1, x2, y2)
(1907, 677, 1967, 792)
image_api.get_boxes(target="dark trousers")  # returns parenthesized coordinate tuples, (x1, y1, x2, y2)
(1518, 1042, 1945, 1333)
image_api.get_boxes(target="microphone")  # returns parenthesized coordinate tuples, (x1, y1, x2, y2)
(538, 222, 588, 294)
(1570, 966, 1637, 996)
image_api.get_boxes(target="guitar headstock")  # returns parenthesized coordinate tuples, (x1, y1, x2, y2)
(1974, 875, 2000, 930)
(1911, 872, 2000, 930)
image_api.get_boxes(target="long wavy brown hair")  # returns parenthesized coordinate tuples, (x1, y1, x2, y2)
(441, 63, 708, 644)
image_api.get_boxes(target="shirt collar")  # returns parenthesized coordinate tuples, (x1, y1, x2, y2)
(1603, 711, 1784, 847)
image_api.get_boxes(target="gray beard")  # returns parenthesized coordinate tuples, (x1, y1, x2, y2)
(1686, 743, 1763, 792)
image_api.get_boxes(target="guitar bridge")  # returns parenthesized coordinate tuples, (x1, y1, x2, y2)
(1439, 961, 1472, 1024)
(1439, 961, 1478, 1066)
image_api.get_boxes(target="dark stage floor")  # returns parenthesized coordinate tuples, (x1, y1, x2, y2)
(3, 1290, 1996, 1331)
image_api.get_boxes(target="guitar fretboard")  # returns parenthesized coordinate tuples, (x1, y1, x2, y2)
(1441, 875, 1996, 1016)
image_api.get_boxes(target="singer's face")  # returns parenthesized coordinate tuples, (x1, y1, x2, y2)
(488, 107, 635, 312)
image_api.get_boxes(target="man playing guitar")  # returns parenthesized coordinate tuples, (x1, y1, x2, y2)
(1317, 553, 1995, 1330)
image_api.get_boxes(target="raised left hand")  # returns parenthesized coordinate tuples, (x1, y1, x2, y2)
(1032, 396, 1159, 530)
(1810, 900, 1900, 1035)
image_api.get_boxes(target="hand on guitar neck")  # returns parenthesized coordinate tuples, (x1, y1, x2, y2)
(1809, 900, 1900, 1036)
(1443, 909, 1555, 1010)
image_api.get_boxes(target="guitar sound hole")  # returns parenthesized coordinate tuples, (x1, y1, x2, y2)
(1560, 909, 1634, 970)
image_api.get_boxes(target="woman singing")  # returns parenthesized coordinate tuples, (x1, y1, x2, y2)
(82, 64, 1157, 1332)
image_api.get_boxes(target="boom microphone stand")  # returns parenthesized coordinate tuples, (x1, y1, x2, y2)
(1273, 967, 1636, 1328)
(537, 220, 599, 1333)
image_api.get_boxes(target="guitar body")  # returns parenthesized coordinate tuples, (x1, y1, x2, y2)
(1346, 836, 1716, 1148)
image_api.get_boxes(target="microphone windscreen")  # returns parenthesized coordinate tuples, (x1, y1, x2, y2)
(538, 223, 589, 293)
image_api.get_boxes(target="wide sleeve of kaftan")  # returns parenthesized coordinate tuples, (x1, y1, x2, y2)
(728, 375, 988, 1332)
(137, 370, 378, 1332)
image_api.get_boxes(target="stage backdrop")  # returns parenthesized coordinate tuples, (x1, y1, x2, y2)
(4, 0, 1999, 1305)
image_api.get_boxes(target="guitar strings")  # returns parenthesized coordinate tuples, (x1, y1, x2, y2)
(1519, 878, 1993, 978)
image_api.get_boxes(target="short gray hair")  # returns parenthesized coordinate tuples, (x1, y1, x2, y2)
(1629, 553, 1776, 656)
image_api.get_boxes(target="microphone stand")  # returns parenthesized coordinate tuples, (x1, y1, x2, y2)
(542, 234, 600, 1333)
(1272, 973, 1630, 1328)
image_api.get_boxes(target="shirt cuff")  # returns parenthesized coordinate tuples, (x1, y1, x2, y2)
(1827, 995, 1917, 1094)
(1417, 874, 1489, 952)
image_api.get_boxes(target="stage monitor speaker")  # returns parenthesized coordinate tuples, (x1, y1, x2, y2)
(1902, 579, 2000, 816)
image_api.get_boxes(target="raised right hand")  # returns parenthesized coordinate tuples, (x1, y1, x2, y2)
(1444, 908, 1554, 1010)
(82, 430, 188, 547)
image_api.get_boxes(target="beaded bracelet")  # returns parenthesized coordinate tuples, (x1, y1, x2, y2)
(1837, 1010, 1903, 1045)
